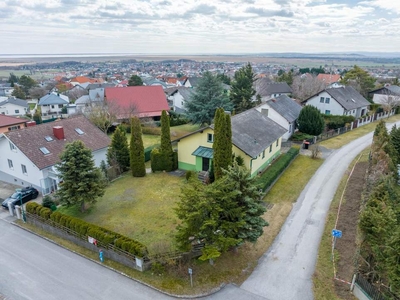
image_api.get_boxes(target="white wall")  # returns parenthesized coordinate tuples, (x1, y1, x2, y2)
(172, 91, 185, 110)
(306, 91, 344, 116)
(0, 103, 27, 116)
(92, 148, 108, 167)
(255, 103, 291, 141)
(0, 136, 44, 191)
(40, 104, 65, 116)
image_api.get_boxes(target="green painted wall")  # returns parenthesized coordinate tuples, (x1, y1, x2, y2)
(178, 161, 196, 171)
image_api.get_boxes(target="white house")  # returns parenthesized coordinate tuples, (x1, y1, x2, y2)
(0, 116, 110, 195)
(302, 86, 370, 118)
(165, 87, 194, 113)
(0, 97, 29, 116)
(368, 85, 400, 105)
(38, 92, 69, 117)
(255, 95, 302, 141)
(254, 78, 292, 102)
(0, 84, 14, 97)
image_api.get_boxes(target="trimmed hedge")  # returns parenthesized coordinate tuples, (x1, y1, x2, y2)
(256, 147, 299, 192)
(144, 144, 159, 162)
(26, 202, 148, 257)
(323, 114, 355, 130)
(141, 126, 161, 135)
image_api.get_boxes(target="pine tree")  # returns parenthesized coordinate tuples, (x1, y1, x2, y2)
(185, 72, 233, 125)
(56, 140, 105, 212)
(390, 124, 400, 163)
(33, 109, 42, 124)
(297, 105, 325, 135)
(11, 85, 26, 99)
(128, 75, 144, 86)
(130, 117, 146, 177)
(107, 126, 130, 173)
(230, 63, 256, 113)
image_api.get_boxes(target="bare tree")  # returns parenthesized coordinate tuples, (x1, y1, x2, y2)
(68, 88, 88, 102)
(29, 87, 49, 99)
(291, 74, 327, 101)
(378, 90, 400, 117)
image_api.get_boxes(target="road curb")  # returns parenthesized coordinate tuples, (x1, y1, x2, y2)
(11, 221, 225, 299)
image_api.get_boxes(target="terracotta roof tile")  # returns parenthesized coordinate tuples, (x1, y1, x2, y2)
(317, 74, 341, 84)
(105, 86, 170, 119)
(5, 116, 110, 170)
(0, 115, 27, 127)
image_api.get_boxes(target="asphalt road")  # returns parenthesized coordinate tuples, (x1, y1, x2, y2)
(240, 131, 377, 300)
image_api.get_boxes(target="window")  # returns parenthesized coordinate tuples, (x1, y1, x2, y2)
(269, 145, 272, 153)
(21, 164, 27, 175)
(51, 105, 55, 109)
(353, 110, 355, 114)
(58, 104, 63, 108)
(262, 150, 265, 159)
(8, 159, 13, 169)
(320, 97, 325, 103)
(325, 110, 331, 115)
(75, 128, 84, 135)
(15, 109, 19, 113)
(45, 136, 53, 142)
(276, 139, 279, 146)
(207, 133, 214, 143)
(40, 147, 50, 155)
(9, 142, 17, 151)
(8, 125, 20, 131)
(325, 97, 330, 104)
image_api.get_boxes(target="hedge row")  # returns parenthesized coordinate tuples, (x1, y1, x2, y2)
(150, 148, 178, 172)
(256, 147, 299, 192)
(141, 126, 161, 135)
(144, 144, 159, 162)
(323, 114, 355, 130)
(26, 202, 148, 257)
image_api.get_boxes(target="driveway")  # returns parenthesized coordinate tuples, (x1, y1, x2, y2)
(239, 130, 378, 300)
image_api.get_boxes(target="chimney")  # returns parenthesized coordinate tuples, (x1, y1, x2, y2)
(53, 126, 65, 140)
(26, 121, 36, 127)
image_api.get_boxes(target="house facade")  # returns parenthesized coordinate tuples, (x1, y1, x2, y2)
(0, 115, 28, 134)
(0, 97, 29, 116)
(255, 95, 302, 141)
(176, 109, 287, 177)
(165, 87, 193, 113)
(38, 93, 70, 117)
(369, 85, 400, 104)
(0, 116, 109, 195)
(303, 86, 370, 118)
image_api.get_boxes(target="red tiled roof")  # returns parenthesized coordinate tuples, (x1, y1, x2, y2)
(317, 74, 341, 84)
(70, 76, 103, 84)
(105, 86, 169, 119)
(5, 116, 110, 170)
(0, 115, 26, 128)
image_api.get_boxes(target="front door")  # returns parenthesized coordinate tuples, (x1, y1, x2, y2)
(202, 157, 210, 171)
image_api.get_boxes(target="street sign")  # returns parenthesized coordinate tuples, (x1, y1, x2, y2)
(188, 268, 192, 275)
(332, 229, 342, 238)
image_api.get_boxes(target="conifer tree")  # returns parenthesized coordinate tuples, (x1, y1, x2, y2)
(107, 126, 130, 173)
(297, 105, 325, 135)
(56, 140, 105, 212)
(130, 117, 146, 177)
(160, 110, 174, 171)
(213, 108, 232, 180)
(230, 63, 256, 113)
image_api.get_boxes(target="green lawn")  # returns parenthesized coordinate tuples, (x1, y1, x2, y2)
(59, 173, 183, 254)
(28, 103, 36, 110)
(320, 114, 400, 149)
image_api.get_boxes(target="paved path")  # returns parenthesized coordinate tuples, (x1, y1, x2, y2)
(240, 131, 377, 300)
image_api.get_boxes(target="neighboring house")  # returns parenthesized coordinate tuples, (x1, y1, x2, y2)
(0, 83, 14, 97)
(255, 95, 302, 141)
(184, 77, 202, 88)
(70, 76, 103, 86)
(38, 93, 70, 117)
(85, 83, 115, 91)
(316, 74, 342, 88)
(165, 87, 193, 113)
(142, 77, 168, 89)
(368, 85, 400, 104)
(254, 79, 292, 101)
(0, 114, 28, 134)
(302, 86, 370, 118)
(75, 88, 106, 113)
(0, 97, 29, 116)
(0, 116, 110, 195)
(105, 86, 170, 120)
(175, 109, 287, 177)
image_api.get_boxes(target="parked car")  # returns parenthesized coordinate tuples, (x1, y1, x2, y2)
(1, 186, 39, 209)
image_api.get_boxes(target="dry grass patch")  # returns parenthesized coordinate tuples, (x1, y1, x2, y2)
(320, 115, 400, 149)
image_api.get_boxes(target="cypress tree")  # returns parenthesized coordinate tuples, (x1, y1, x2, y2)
(213, 108, 232, 180)
(107, 126, 130, 172)
(160, 110, 174, 171)
(130, 117, 146, 177)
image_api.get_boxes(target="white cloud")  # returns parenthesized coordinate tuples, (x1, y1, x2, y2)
(1, 0, 400, 54)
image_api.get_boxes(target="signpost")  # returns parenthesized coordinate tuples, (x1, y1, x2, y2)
(331, 229, 342, 261)
(99, 249, 104, 263)
(188, 268, 193, 287)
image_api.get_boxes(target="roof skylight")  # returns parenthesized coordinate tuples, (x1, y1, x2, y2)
(75, 128, 84, 135)
(40, 147, 50, 155)
(45, 136, 53, 142)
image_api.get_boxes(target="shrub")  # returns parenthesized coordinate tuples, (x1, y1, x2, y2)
(151, 148, 175, 172)
(42, 195, 56, 209)
(323, 115, 355, 130)
(144, 144, 159, 162)
(141, 127, 161, 135)
(26, 202, 39, 213)
(256, 147, 299, 192)
(185, 170, 194, 181)
(291, 132, 314, 141)
(39, 207, 52, 220)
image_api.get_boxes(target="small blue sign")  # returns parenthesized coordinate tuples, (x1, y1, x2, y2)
(99, 250, 104, 262)
(332, 229, 342, 238)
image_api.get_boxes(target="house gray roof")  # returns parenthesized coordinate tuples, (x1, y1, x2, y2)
(254, 79, 292, 97)
(266, 95, 302, 122)
(386, 85, 400, 95)
(0, 97, 28, 108)
(85, 83, 115, 90)
(89, 88, 105, 101)
(325, 86, 370, 110)
(231, 109, 287, 158)
(185, 77, 202, 88)
(178, 87, 194, 101)
(142, 78, 168, 88)
(39, 93, 69, 105)
(75, 95, 90, 104)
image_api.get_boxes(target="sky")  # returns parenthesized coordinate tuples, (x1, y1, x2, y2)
(1, 0, 400, 55)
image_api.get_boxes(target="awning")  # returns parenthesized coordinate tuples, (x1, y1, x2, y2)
(192, 146, 213, 159)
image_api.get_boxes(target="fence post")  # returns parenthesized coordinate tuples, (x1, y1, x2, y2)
(350, 273, 357, 291)
(351, 122, 354, 130)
